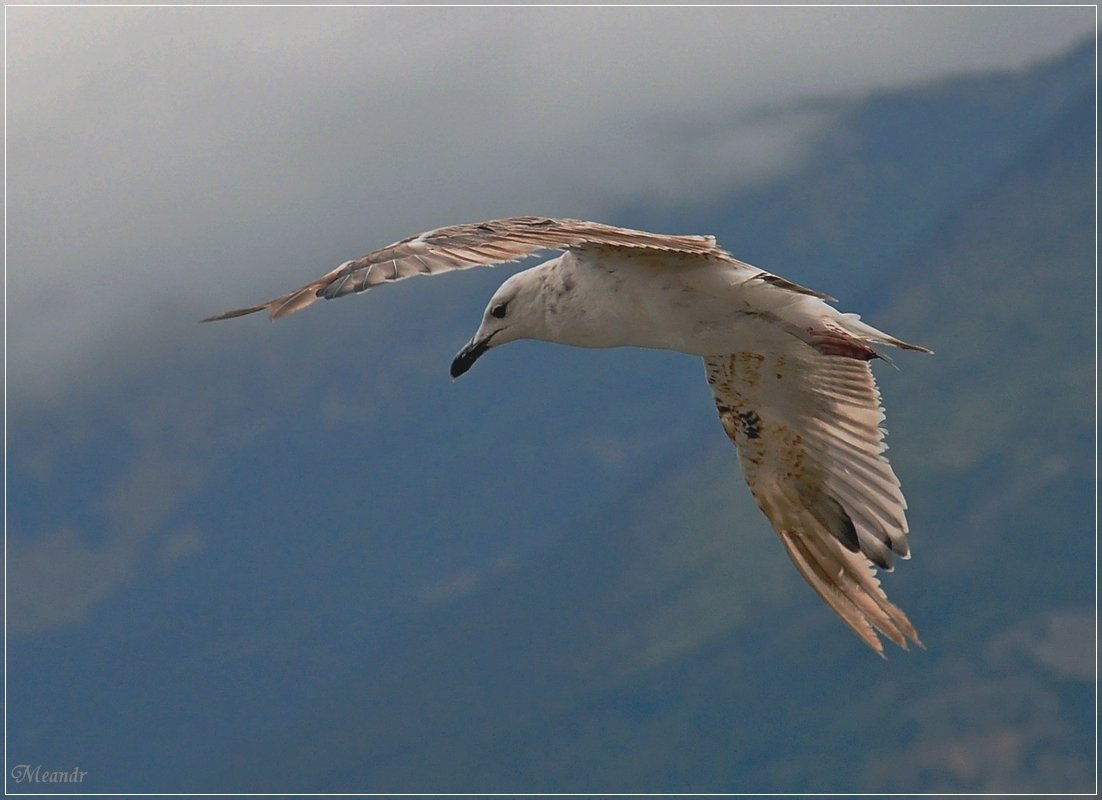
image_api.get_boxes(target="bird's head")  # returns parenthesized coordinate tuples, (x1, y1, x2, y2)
(450, 264, 559, 380)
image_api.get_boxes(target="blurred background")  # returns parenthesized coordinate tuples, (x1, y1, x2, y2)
(6, 5, 1095, 793)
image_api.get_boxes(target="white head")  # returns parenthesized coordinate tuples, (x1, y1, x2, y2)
(449, 260, 562, 379)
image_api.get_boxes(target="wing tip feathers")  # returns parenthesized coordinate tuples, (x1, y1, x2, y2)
(200, 304, 269, 323)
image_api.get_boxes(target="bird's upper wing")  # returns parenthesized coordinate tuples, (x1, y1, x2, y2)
(203, 216, 724, 321)
(704, 349, 920, 655)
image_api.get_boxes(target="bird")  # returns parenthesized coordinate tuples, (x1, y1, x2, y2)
(204, 216, 931, 655)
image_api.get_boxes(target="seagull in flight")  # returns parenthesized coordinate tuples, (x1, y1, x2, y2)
(205, 216, 931, 654)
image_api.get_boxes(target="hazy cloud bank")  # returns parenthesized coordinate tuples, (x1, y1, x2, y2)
(6, 5, 1094, 403)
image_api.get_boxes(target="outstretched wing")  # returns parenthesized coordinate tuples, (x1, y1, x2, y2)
(704, 349, 921, 655)
(203, 216, 723, 322)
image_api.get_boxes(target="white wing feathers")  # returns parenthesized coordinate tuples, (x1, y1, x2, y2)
(704, 350, 921, 654)
(203, 217, 723, 322)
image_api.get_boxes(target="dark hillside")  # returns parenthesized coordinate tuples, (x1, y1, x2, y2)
(220, 49, 1095, 795)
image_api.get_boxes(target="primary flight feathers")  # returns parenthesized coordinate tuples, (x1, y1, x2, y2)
(202, 216, 829, 322)
(206, 216, 930, 654)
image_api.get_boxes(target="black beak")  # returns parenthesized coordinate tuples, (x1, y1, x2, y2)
(450, 335, 493, 380)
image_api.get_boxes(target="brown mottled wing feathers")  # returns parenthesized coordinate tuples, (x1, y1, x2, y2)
(203, 216, 721, 322)
(704, 350, 921, 655)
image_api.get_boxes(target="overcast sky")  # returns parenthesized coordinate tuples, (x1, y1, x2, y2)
(6, 5, 1094, 405)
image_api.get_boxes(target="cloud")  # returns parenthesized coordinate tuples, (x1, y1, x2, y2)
(4, 5, 1094, 404)
(158, 524, 206, 569)
(418, 555, 519, 608)
(987, 608, 1096, 683)
(7, 525, 143, 634)
(7, 444, 206, 634)
(6, 363, 273, 634)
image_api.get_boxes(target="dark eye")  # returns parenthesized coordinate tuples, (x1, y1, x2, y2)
(490, 302, 508, 319)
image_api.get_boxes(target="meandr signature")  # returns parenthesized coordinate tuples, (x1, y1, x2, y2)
(10, 764, 87, 784)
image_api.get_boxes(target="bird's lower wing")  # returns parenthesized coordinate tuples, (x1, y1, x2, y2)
(704, 350, 920, 655)
(203, 216, 722, 322)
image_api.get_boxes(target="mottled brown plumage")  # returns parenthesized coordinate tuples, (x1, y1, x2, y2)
(705, 351, 921, 654)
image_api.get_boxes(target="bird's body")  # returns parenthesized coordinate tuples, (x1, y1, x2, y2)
(206, 216, 931, 655)
(523, 250, 786, 354)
